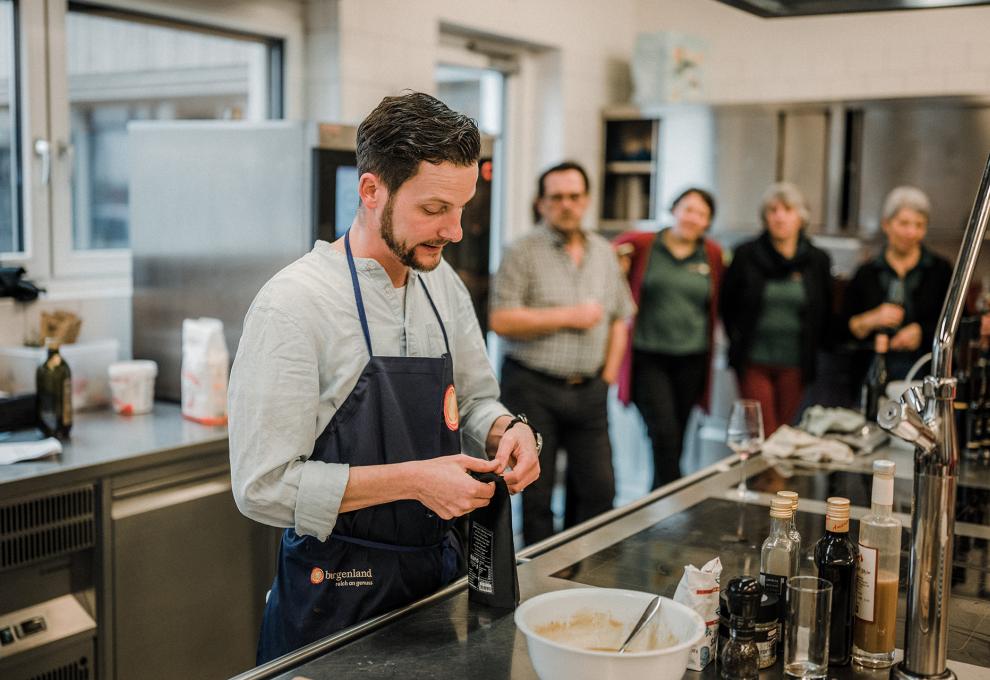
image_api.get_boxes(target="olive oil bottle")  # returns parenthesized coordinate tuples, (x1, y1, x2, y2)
(37, 339, 72, 439)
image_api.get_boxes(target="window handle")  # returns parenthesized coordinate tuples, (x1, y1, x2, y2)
(34, 138, 51, 186)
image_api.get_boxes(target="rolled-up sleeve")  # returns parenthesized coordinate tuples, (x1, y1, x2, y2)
(449, 275, 510, 457)
(228, 304, 349, 541)
(489, 244, 529, 311)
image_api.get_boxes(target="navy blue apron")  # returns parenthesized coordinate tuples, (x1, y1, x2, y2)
(257, 233, 462, 663)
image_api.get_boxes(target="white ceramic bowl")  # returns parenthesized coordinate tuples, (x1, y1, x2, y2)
(514, 588, 705, 680)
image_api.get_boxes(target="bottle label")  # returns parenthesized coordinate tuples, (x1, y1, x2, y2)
(63, 379, 73, 426)
(759, 571, 787, 598)
(855, 543, 878, 622)
(826, 516, 849, 532)
(872, 477, 893, 506)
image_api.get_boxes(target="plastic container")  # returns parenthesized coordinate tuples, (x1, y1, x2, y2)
(109, 360, 158, 416)
(0, 339, 119, 410)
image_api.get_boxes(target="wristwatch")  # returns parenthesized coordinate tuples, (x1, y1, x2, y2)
(505, 413, 543, 455)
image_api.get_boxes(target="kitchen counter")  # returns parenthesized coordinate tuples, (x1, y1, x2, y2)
(0, 403, 228, 498)
(236, 445, 990, 680)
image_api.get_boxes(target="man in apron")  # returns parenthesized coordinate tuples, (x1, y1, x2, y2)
(228, 92, 541, 664)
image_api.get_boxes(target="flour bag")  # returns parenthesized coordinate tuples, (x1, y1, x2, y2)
(181, 317, 229, 425)
(673, 556, 722, 670)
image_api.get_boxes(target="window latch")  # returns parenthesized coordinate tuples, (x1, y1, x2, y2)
(33, 138, 51, 186)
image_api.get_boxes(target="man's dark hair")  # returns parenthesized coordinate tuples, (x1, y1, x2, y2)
(356, 92, 481, 193)
(536, 161, 591, 199)
(671, 187, 717, 220)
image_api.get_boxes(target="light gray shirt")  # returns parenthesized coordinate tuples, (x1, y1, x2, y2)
(228, 241, 509, 541)
(490, 225, 635, 377)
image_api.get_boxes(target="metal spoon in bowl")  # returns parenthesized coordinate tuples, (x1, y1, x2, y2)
(617, 595, 663, 654)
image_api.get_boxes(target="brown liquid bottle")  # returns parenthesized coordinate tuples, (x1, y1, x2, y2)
(852, 460, 901, 668)
(36, 338, 73, 439)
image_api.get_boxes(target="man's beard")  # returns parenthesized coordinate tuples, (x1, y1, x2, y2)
(380, 194, 448, 272)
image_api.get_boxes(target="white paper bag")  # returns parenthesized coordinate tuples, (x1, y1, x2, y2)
(673, 556, 722, 670)
(181, 318, 229, 425)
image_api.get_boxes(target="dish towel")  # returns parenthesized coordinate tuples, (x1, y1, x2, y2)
(762, 425, 855, 464)
(0, 437, 62, 464)
(798, 405, 866, 437)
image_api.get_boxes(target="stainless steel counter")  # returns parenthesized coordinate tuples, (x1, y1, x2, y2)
(236, 447, 990, 680)
(0, 403, 228, 497)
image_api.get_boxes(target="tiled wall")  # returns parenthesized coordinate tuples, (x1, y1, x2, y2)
(636, 1, 990, 103)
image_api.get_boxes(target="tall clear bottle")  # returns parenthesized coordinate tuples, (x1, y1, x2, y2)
(776, 490, 802, 553)
(853, 460, 901, 668)
(760, 498, 800, 600)
(814, 497, 858, 666)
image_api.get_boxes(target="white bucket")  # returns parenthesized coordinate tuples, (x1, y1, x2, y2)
(108, 360, 158, 415)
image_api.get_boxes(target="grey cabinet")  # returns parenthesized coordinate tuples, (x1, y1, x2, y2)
(111, 467, 279, 680)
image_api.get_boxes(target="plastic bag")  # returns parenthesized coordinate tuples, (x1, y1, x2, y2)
(673, 556, 722, 670)
(181, 318, 229, 425)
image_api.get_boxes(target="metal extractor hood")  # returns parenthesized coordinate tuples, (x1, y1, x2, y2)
(714, 0, 990, 17)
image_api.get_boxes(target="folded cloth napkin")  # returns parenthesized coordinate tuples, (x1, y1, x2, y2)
(798, 405, 866, 438)
(762, 425, 855, 464)
(0, 437, 62, 464)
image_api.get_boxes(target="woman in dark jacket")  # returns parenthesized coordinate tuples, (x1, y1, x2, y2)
(841, 186, 952, 385)
(614, 188, 725, 489)
(721, 182, 833, 435)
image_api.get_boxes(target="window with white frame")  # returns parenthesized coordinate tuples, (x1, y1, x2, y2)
(0, 0, 19, 254)
(1, 0, 283, 281)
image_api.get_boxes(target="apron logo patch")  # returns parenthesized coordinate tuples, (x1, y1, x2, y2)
(310, 567, 375, 588)
(443, 384, 459, 431)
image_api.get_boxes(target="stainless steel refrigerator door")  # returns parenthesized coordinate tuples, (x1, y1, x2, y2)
(129, 121, 313, 400)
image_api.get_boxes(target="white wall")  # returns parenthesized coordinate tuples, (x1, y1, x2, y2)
(635, 1, 990, 103)
(327, 0, 637, 239)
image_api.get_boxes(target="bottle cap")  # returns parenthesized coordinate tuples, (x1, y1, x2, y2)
(726, 576, 763, 621)
(873, 459, 895, 478)
(777, 490, 799, 512)
(825, 497, 851, 532)
(44, 337, 61, 350)
(826, 497, 850, 518)
(770, 497, 792, 519)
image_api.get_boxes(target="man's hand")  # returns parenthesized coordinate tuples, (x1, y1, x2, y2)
(412, 454, 498, 520)
(568, 301, 604, 330)
(890, 322, 922, 351)
(491, 421, 541, 494)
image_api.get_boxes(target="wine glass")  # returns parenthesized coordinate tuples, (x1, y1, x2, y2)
(726, 399, 763, 502)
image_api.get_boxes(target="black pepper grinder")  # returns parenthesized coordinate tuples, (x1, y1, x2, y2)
(720, 577, 762, 680)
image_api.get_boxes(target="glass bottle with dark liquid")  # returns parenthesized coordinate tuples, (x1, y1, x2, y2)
(36, 338, 73, 439)
(861, 332, 889, 423)
(814, 497, 857, 666)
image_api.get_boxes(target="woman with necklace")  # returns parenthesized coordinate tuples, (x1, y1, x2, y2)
(842, 186, 951, 387)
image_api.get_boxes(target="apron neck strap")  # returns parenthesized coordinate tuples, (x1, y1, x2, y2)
(344, 230, 452, 357)
(419, 278, 451, 355)
(344, 231, 374, 356)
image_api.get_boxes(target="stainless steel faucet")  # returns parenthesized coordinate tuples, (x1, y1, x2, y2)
(877, 156, 990, 680)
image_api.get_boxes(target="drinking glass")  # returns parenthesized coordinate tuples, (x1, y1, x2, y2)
(785, 576, 833, 679)
(726, 399, 763, 502)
